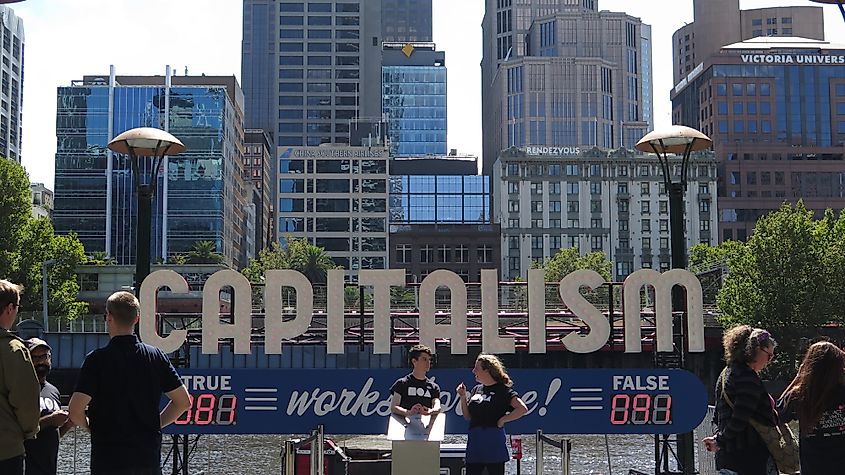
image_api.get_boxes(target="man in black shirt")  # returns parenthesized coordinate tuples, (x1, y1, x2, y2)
(24, 338, 72, 475)
(68, 291, 191, 475)
(390, 344, 441, 418)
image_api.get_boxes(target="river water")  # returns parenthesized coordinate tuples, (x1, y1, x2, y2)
(56, 431, 700, 474)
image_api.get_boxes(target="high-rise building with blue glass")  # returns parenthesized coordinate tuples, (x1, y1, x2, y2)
(671, 37, 845, 241)
(389, 156, 500, 283)
(53, 67, 248, 267)
(382, 43, 446, 157)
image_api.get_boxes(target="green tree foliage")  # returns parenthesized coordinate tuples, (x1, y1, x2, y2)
(531, 248, 613, 307)
(535, 247, 613, 282)
(691, 202, 845, 379)
(0, 158, 30, 273)
(243, 238, 340, 285)
(0, 159, 88, 319)
(185, 240, 225, 264)
(86, 251, 116, 266)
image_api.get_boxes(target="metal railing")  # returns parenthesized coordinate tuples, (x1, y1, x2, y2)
(535, 429, 571, 475)
(281, 425, 325, 475)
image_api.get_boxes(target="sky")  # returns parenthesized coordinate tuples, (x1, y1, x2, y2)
(11, 0, 845, 189)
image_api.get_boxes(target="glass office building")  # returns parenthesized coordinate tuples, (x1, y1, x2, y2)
(54, 68, 247, 267)
(382, 43, 447, 157)
(671, 38, 845, 240)
(389, 175, 490, 224)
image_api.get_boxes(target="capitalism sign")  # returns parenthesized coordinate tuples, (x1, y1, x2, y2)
(139, 269, 704, 356)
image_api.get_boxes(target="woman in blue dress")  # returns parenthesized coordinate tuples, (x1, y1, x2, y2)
(457, 354, 528, 475)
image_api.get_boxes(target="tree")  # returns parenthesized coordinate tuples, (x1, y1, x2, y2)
(0, 158, 30, 274)
(695, 202, 844, 379)
(86, 251, 116, 266)
(243, 238, 339, 285)
(185, 240, 225, 264)
(531, 247, 613, 307)
(0, 159, 88, 320)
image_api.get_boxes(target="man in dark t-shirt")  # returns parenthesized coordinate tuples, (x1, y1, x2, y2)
(390, 344, 441, 418)
(68, 291, 191, 475)
(24, 338, 72, 475)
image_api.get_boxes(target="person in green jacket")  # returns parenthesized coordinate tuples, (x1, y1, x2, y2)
(0, 280, 41, 475)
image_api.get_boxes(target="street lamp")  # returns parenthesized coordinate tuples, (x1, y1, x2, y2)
(809, 0, 845, 24)
(107, 127, 185, 294)
(637, 125, 711, 475)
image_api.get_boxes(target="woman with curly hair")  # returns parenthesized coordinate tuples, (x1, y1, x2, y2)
(777, 341, 845, 474)
(703, 325, 779, 475)
(456, 354, 528, 475)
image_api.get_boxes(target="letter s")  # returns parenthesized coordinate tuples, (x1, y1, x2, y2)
(559, 270, 610, 353)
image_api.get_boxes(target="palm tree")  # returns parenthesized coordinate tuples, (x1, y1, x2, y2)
(185, 241, 224, 264)
(86, 251, 115, 266)
(294, 244, 337, 284)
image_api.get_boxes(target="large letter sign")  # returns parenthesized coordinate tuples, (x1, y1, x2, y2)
(139, 268, 706, 355)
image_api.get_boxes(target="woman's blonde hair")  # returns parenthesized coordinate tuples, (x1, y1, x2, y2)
(477, 354, 513, 387)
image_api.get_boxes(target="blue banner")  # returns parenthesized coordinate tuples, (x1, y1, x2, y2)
(164, 368, 707, 435)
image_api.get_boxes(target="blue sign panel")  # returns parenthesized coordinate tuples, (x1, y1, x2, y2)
(164, 368, 707, 435)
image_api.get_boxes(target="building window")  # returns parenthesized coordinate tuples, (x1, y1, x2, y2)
(567, 201, 579, 212)
(508, 200, 519, 212)
(619, 219, 629, 231)
(396, 244, 412, 264)
(642, 219, 651, 232)
(568, 218, 580, 227)
(591, 200, 602, 213)
(550, 218, 561, 228)
(549, 236, 561, 252)
(641, 201, 650, 214)
(509, 257, 520, 271)
(531, 218, 544, 228)
(619, 199, 629, 212)
(659, 219, 668, 232)
(438, 245, 450, 263)
(642, 237, 651, 250)
(591, 218, 602, 228)
(659, 201, 668, 214)
(590, 182, 602, 194)
(420, 245, 434, 263)
(549, 183, 561, 195)
(531, 201, 543, 213)
(566, 164, 579, 176)
(660, 237, 669, 249)
(508, 236, 520, 250)
(456, 245, 469, 263)
(549, 201, 561, 212)
(618, 182, 628, 194)
(640, 182, 650, 195)
(508, 219, 520, 228)
(698, 183, 710, 194)
(530, 182, 543, 194)
(478, 245, 493, 263)
(531, 236, 543, 251)
(591, 236, 603, 251)
(699, 200, 710, 212)
(507, 163, 520, 176)
(567, 236, 579, 250)
(567, 182, 579, 194)
(508, 182, 519, 194)
(700, 220, 710, 231)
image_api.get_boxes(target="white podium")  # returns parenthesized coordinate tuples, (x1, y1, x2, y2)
(387, 413, 446, 475)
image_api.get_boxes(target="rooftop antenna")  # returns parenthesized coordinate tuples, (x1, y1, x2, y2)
(185, 66, 188, 76)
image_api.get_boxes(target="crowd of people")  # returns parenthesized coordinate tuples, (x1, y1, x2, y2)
(6, 274, 845, 475)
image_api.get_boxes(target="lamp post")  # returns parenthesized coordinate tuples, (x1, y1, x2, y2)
(809, 0, 845, 24)
(107, 127, 185, 295)
(636, 125, 712, 475)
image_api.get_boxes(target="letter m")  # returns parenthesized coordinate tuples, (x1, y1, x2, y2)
(622, 269, 704, 353)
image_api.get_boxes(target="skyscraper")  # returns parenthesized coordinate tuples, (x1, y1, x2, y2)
(381, 0, 432, 43)
(483, 3, 653, 174)
(0, 5, 23, 163)
(480, 0, 651, 174)
(242, 0, 384, 150)
(382, 42, 446, 156)
(672, 0, 824, 84)
(54, 67, 247, 268)
(672, 37, 845, 241)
